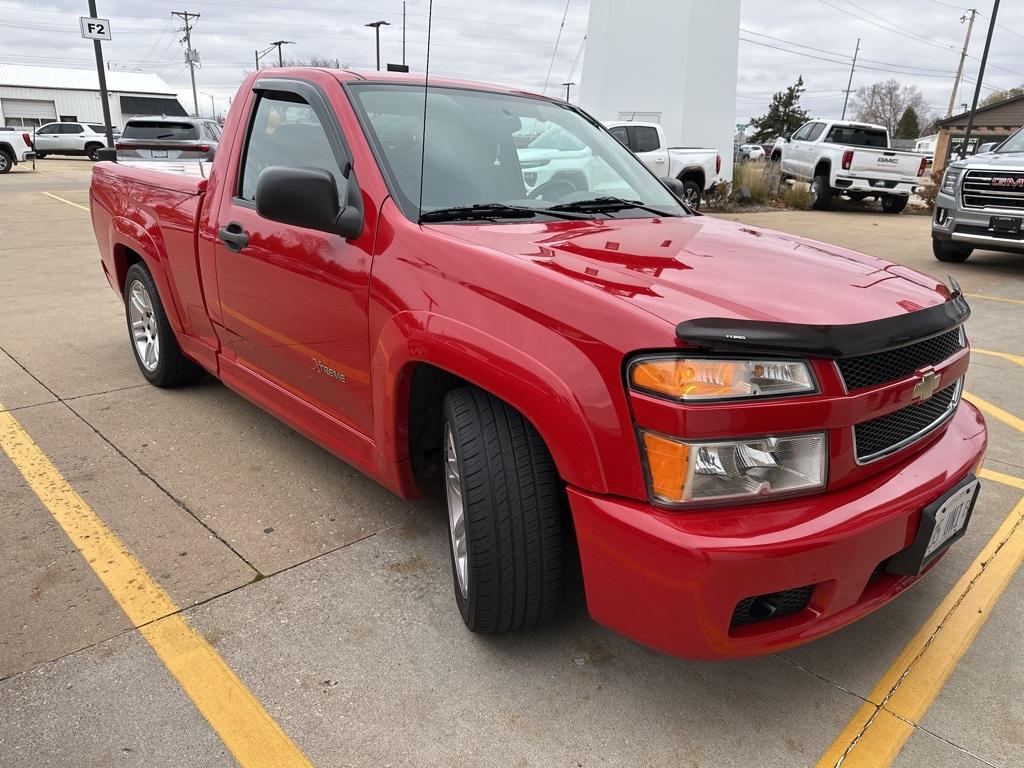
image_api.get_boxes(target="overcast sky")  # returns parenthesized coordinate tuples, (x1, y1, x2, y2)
(3, 0, 1023, 127)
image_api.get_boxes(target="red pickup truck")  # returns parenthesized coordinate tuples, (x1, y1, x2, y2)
(90, 69, 987, 660)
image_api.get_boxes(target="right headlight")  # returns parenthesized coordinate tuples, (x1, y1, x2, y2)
(941, 167, 964, 195)
(641, 431, 827, 506)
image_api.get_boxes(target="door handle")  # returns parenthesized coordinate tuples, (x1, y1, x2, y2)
(218, 222, 249, 252)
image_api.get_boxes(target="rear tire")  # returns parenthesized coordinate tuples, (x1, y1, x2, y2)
(680, 180, 701, 210)
(86, 143, 103, 162)
(35, 152, 46, 159)
(932, 239, 973, 263)
(810, 175, 832, 210)
(0, 150, 11, 174)
(881, 195, 909, 214)
(123, 263, 202, 387)
(442, 387, 563, 634)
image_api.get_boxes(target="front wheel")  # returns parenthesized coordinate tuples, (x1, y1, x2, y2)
(442, 387, 563, 634)
(932, 239, 973, 263)
(881, 195, 909, 214)
(810, 175, 832, 210)
(123, 263, 202, 387)
(681, 180, 701, 210)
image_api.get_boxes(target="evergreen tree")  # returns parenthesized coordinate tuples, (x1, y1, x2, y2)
(748, 77, 811, 143)
(895, 107, 921, 139)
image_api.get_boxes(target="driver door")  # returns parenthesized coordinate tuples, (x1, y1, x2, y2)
(213, 83, 374, 435)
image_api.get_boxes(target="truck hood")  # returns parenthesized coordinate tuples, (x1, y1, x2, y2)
(949, 151, 1024, 171)
(432, 215, 952, 327)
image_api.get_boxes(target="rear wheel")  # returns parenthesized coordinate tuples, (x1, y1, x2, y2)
(124, 263, 202, 387)
(932, 239, 973, 263)
(34, 152, 46, 159)
(0, 150, 11, 174)
(881, 195, 909, 214)
(86, 143, 103, 162)
(810, 175, 832, 210)
(681, 180, 701, 209)
(442, 387, 563, 634)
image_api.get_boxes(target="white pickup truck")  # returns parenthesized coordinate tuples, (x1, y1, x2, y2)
(604, 121, 720, 209)
(0, 127, 35, 173)
(770, 119, 928, 213)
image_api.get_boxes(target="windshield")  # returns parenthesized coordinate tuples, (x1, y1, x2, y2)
(824, 126, 888, 148)
(996, 127, 1024, 153)
(348, 83, 685, 222)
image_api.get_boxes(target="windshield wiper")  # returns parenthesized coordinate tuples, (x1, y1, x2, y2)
(420, 203, 593, 223)
(548, 196, 678, 217)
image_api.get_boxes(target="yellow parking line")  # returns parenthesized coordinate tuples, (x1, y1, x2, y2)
(818, 493, 1024, 767)
(980, 467, 1024, 492)
(972, 348, 1024, 369)
(964, 391, 1024, 434)
(0, 406, 313, 768)
(42, 191, 89, 212)
(966, 292, 1024, 306)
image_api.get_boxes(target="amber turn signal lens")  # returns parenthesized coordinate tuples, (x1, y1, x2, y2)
(642, 432, 690, 503)
(629, 357, 815, 401)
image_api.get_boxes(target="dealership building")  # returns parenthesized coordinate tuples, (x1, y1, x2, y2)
(0, 64, 187, 129)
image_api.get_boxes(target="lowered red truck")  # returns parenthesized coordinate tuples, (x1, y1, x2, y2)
(89, 69, 987, 660)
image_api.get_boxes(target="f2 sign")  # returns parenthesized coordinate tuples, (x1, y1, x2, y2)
(80, 17, 112, 41)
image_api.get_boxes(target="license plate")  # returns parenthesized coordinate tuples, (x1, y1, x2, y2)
(887, 476, 980, 575)
(152, 149, 168, 159)
(989, 216, 1021, 234)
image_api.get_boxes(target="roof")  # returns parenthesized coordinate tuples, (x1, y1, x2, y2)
(0, 64, 177, 95)
(937, 92, 1024, 128)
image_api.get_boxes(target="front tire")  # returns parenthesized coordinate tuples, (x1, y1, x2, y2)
(811, 175, 832, 210)
(881, 195, 909, 214)
(442, 387, 563, 634)
(124, 263, 202, 387)
(932, 239, 973, 263)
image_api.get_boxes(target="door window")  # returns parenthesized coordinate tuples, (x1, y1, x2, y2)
(806, 122, 826, 141)
(59, 123, 84, 134)
(791, 123, 814, 141)
(239, 92, 345, 203)
(608, 126, 629, 146)
(631, 126, 660, 153)
(36, 123, 59, 135)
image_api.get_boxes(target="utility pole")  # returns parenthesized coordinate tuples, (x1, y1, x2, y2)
(171, 11, 200, 117)
(365, 20, 390, 71)
(961, 0, 999, 158)
(841, 38, 860, 120)
(948, 9, 977, 117)
(87, 0, 114, 149)
(561, 82, 575, 102)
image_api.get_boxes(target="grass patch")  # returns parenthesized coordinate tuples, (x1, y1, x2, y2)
(732, 163, 770, 204)
(781, 182, 814, 210)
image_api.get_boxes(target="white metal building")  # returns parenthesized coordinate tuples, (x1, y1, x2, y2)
(580, 0, 741, 181)
(0, 64, 187, 129)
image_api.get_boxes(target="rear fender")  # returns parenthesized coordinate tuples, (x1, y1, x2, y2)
(373, 310, 608, 494)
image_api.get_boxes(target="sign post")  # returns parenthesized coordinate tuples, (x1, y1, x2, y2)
(81, 2, 115, 149)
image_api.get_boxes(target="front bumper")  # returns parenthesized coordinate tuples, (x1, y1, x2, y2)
(568, 401, 987, 660)
(933, 191, 1024, 253)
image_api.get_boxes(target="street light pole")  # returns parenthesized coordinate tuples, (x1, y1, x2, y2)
(561, 82, 575, 102)
(365, 20, 390, 71)
(87, 0, 114, 148)
(271, 40, 295, 67)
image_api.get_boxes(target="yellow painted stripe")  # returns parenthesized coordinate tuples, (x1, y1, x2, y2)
(42, 191, 90, 212)
(966, 292, 1024, 306)
(0, 407, 313, 768)
(980, 467, 1024, 492)
(972, 347, 1024, 369)
(964, 391, 1024, 434)
(818, 494, 1024, 767)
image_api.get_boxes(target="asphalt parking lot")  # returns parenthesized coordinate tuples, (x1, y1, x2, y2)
(1, 158, 1021, 768)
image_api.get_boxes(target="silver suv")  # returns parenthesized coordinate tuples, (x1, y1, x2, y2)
(116, 116, 220, 162)
(932, 126, 1024, 262)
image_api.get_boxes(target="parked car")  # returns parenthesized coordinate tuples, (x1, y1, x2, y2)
(770, 119, 928, 212)
(604, 121, 720, 209)
(516, 125, 596, 195)
(0, 126, 35, 173)
(932, 125, 1024, 262)
(115, 116, 221, 161)
(33, 121, 116, 161)
(90, 69, 986, 661)
(739, 143, 765, 162)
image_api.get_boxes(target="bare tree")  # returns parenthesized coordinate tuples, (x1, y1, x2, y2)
(850, 79, 930, 135)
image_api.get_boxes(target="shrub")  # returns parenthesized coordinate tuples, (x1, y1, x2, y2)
(781, 182, 814, 210)
(732, 163, 770, 204)
(917, 168, 942, 209)
(704, 180, 734, 210)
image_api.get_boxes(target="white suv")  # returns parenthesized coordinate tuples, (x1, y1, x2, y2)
(33, 122, 116, 161)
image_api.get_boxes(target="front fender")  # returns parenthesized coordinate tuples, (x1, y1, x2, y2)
(373, 310, 617, 495)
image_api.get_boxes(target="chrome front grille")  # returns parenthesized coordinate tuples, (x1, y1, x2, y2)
(961, 169, 1024, 211)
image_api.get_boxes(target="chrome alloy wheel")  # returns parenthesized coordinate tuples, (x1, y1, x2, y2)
(127, 279, 160, 372)
(684, 185, 700, 208)
(444, 424, 469, 598)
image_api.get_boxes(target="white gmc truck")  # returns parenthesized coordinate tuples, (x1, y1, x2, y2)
(0, 127, 35, 173)
(605, 121, 721, 209)
(771, 119, 928, 213)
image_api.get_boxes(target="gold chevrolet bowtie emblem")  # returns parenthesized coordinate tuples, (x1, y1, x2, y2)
(912, 371, 941, 401)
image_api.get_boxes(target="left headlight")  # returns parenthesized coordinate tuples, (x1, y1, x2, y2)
(641, 431, 827, 506)
(629, 357, 816, 401)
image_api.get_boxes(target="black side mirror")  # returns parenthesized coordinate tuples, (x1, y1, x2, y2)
(660, 177, 686, 200)
(95, 147, 117, 162)
(255, 165, 363, 239)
